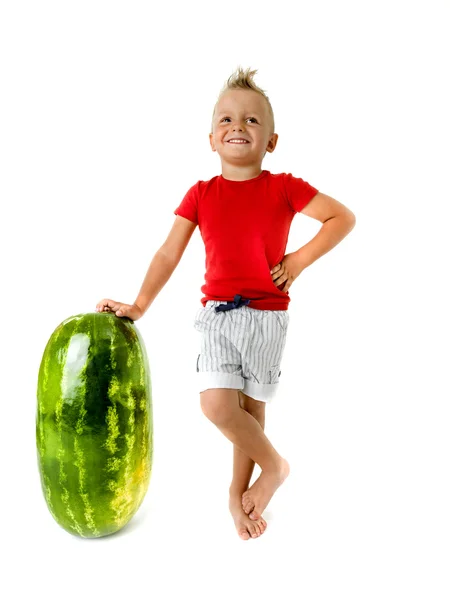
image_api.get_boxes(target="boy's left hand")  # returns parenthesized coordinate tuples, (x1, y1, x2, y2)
(270, 252, 305, 293)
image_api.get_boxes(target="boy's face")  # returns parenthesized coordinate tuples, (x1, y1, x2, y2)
(209, 89, 278, 169)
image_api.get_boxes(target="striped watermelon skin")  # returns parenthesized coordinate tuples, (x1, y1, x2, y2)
(36, 312, 153, 538)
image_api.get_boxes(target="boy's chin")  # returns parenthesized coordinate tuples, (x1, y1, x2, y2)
(219, 151, 260, 163)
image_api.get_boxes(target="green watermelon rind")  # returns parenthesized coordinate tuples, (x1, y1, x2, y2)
(36, 312, 153, 538)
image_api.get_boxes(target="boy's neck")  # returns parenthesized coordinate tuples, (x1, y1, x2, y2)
(220, 164, 265, 182)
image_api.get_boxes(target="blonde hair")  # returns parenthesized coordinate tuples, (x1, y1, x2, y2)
(211, 66, 275, 134)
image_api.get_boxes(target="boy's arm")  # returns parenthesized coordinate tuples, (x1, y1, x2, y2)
(134, 216, 197, 314)
(295, 192, 356, 269)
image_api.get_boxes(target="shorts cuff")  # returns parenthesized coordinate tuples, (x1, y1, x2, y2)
(242, 380, 280, 403)
(197, 372, 244, 393)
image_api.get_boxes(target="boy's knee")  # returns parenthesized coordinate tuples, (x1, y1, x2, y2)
(200, 389, 237, 424)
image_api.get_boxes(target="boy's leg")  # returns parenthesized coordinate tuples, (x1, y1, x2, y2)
(200, 387, 289, 522)
(222, 390, 268, 539)
(229, 390, 266, 497)
(228, 391, 268, 538)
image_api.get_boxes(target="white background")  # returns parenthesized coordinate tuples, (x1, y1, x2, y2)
(1, 1, 449, 598)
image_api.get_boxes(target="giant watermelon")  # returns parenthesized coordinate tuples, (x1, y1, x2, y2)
(36, 311, 153, 538)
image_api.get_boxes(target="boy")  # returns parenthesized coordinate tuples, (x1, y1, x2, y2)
(96, 67, 356, 540)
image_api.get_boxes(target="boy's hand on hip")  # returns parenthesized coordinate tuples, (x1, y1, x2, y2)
(270, 252, 305, 293)
(95, 299, 143, 321)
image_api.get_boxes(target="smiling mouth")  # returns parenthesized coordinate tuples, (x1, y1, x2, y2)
(227, 140, 250, 144)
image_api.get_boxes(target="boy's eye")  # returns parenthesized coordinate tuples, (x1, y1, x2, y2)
(221, 117, 258, 123)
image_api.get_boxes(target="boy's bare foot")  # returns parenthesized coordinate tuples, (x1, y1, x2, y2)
(229, 495, 267, 540)
(241, 457, 290, 520)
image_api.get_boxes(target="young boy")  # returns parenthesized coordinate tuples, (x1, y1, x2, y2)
(96, 67, 356, 541)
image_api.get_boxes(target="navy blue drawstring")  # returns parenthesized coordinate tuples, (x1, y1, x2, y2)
(214, 294, 251, 312)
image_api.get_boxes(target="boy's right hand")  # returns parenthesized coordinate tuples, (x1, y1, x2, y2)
(95, 299, 143, 321)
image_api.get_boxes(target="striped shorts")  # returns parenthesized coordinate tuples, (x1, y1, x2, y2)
(193, 295, 290, 403)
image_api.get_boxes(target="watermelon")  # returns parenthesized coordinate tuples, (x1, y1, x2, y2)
(36, 311, 153, 538)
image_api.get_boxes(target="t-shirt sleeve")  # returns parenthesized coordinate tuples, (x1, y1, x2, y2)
(173, 182, 199, 224)
(283, 173, 319, 213)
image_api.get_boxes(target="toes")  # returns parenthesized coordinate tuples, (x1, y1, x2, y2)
(251, 522, 264, 538)
(238, 528, 250, 540)
(258, 521, 267, 535)
(242, 494, 253, 509)
(249, 509, 260, 520)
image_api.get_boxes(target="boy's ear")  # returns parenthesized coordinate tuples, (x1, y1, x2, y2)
(266, 133, 278, 153)
(209, 133, 216, 152)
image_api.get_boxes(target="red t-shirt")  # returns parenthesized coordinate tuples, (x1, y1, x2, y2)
(173, 170, 319, 310)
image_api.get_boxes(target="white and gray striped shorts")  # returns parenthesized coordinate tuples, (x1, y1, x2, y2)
(193, 297, 290, 403)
